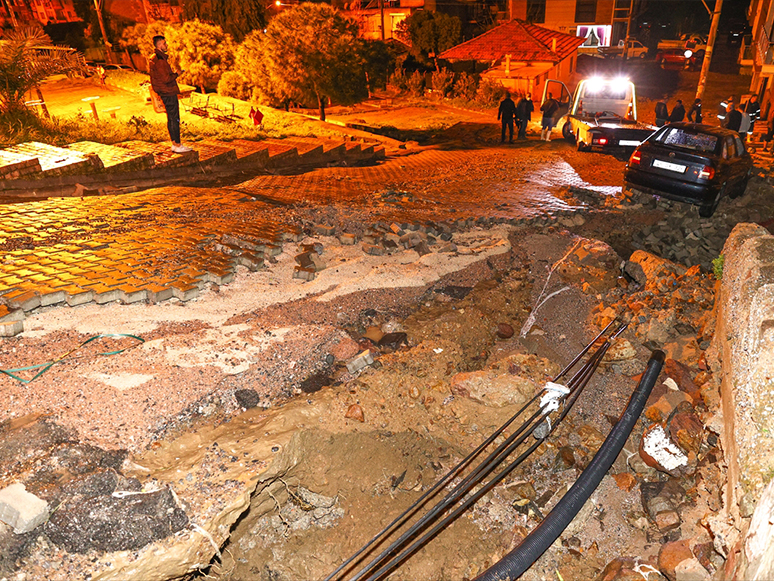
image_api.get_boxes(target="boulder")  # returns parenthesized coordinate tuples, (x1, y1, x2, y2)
(628, 250, 687, 284)
(658, 540, 693, 581)
(557, 238, 622, 292)
(449, 370, 535, 408)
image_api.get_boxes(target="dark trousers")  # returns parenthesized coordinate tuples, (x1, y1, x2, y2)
(160, 95, 181, 144)
(518, 116, 528, 138)
(501, 118, 514, 142)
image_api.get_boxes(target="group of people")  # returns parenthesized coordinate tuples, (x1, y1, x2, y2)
(497, 91, 560, 143)
(654, 98, 703, 126)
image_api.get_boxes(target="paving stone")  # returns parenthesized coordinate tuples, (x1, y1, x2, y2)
(293, 267, 316, 281)
(0, 483, 49, 534)
(3, 289, 41, 311)
(64, 287, 95, 306)
(314, 224, 336, 236)
(362, 244, 385, 256)
(339, 233, 357, 245)
(0, 305, 24, 323)
(3, 142, 98, 176)
(66, 141, 154, 172)
(114, 141, 199, 169)
(346, 350, 374, 373)
(0, 320, 24, 337)
(0, 149, 42, 179)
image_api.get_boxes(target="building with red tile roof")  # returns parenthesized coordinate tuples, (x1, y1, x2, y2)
(439, 19, 584, 99)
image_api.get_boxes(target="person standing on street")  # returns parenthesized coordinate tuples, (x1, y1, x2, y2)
(655, 99, 669, 127)
(540, 93, 559, 141)
(718, 96, 733, 124)
(516, 93, 534, 140)
(744, 94, 760, 139)
(149, 35, 192, 154)
(498, 92, 517, 144)
(668, 99, 686, 123)
(687, 98, 702, 123)
(725, 102, 743, 133)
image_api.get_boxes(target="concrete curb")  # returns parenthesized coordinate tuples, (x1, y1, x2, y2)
(712, 222, 774, 580)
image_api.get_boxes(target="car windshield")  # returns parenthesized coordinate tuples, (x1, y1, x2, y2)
(576, 81, 632, 117)
(654, 127, 718, 153)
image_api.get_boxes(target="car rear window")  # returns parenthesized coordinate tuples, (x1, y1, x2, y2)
(654, 127, 718, 152)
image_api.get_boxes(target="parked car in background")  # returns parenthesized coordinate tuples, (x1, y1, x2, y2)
(598, 40, 649, 59)
(655, 48, 704, 70)
(727, 19, 751, 45)
(624, 123, 753, 217)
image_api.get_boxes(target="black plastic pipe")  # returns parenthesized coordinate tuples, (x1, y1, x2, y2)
(473, 350, 665, 581)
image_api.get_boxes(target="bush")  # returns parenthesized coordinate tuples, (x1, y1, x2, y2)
(407, 70, 425, 97)
(452, 71, 478, 101)
(431, 69, 454, 97)
(389, 67, 408, 91)
(217, 70, 251, 100)
(476, 78, 507, 107)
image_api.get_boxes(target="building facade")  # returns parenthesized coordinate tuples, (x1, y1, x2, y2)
(439, 19, 585, 96)
(1, 0, 79, 28)
(508, 0, 625, 46)
(744, 0, 774, 117)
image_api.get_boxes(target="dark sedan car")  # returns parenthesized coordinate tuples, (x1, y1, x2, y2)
(624, 123, 753, 217)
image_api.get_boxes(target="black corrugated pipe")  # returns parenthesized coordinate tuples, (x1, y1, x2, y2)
(473, 349, 665, 581)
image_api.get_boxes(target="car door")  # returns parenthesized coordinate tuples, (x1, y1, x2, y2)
(542, 79, 572, 119)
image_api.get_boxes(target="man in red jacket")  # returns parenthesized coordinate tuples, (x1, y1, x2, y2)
(149, 35, 191, 153)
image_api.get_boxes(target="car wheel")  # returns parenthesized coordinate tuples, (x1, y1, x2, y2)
(576, 136, 587, 152)
(730, 168, 753, 199)
(562, 122, 575, 143)
(640, 52, 647, 59)
(700, 182, 726, 217)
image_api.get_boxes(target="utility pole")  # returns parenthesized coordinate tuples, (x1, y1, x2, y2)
(93, 0, 114, 64)
(696, 0, 723, 101)
(623, 0, 636, 60)
(379, 0, 385, 40)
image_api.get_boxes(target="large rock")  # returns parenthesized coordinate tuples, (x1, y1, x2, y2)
(449, 370, 535, 407)
(658, 540, 693, 581)
(557, 237, 622, 292)
(628, 250, 687, 284)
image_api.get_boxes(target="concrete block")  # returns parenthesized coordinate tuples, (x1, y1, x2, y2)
(339, 233, 357, 245)
(362, 244, 385, 256)
(0, 483, 49, 533)
(0, 320, 23, 337)
(293, 267, 316, 281)
(314, 224, 336, 236)
(346, 350, 374, 374)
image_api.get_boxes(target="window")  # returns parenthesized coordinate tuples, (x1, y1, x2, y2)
(575, 0, 596, 23)
(527, 0, 545, 23)
(734, 135, 746, 155)
(655, 127, 719, 153)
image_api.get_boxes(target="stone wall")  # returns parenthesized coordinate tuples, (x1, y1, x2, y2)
(712, 223, 774, 580)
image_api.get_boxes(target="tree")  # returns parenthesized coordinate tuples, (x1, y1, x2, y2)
(182, 0, 265, 42)
(165, 19, 235, 93)
(396, 11, 462, 70)
(232, 4, 368, 120)
(361, 39, 396, 93)
(119, 21, 174, 57)
(0, 27, 86, 114)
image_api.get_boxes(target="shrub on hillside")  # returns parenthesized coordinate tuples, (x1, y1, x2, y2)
(217, 70, 251, 100)
(476, 78, 507, 107)
(431, 68, 454, 97)
(452, 71, 478, 101)
(388, 67, 408, 91)
(407, 70, 425, 97)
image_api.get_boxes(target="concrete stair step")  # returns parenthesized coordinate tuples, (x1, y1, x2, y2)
(265, 139, 325, 164)
(113, 141, 199, 169)
(262, 141, 300, 168)
(188, 141, 237, 165)
(3, 142, 99, 176)
(221, 139, 271, 166)
(66, 141, 154, 173)
(0, 150, 42, 180)
(288, 137, 347, 160)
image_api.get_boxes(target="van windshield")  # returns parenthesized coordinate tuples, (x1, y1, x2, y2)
(654, 127, 718, 153)
(575, 81, 633, 117)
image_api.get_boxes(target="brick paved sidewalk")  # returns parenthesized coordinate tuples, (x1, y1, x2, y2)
(0, 147, 620, 335)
